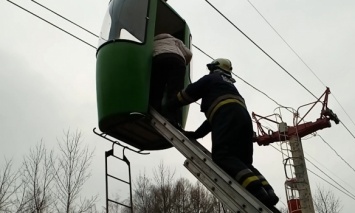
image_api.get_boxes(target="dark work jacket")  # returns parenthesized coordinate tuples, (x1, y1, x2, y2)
(171, 71, 247, 138)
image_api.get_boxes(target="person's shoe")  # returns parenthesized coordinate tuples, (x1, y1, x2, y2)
(266, 189, 279, 206)
(251, 188, 272, 207)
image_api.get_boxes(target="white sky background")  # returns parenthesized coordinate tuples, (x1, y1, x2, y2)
(1, 0, 355, 211)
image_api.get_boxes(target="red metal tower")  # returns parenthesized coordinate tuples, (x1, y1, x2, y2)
(252, 88, 339, 213)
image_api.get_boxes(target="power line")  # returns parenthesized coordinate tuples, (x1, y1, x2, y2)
(202, 1, 355, 189)
(191, 44, 289, 110)
(243, 0, 355, 142)
(340, 121, 355, 140)
(192, 44, 214, 60)
(193, 43, 355, 181)
(233, 73, 288, 109)
(20, 0, 355, 141)
(305, 156, 355, 199)
(244, 0, 326, 86)
(6, 0, 97, 49)
(308, 169, 355, 201)
(204, 0, 318, 100)
(271, 144, 355, 201)
(193, 38, 355, 202)
(305, 151, 355, 192)
(7, 0, 355, 201)
(27, 0, 355, 143)
(22, 0, 355, 142)
(318, 135, 355, 174)
(30, 0, 99, 38)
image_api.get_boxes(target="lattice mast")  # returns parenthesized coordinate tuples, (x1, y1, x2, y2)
(252, 88, 339, 213)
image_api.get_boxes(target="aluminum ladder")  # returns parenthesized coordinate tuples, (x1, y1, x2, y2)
(150, 108, 275, 213)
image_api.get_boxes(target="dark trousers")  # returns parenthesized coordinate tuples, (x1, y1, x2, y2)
(210, 103, 277, 206)
(210, 103, 254, 176)
(150, 53, 186, 123)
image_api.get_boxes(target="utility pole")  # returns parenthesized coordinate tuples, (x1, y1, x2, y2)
(252, 87, 339, 213)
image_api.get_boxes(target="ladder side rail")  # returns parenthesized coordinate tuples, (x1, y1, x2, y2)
(105, 149, 133, 213)
(185, 159, 246, 212)
(185, 141, 273, 212)
(150, 108, 273, 213)
(185, 148, 273, 212)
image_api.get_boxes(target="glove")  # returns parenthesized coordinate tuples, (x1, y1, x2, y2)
(183, 131, 197, 140)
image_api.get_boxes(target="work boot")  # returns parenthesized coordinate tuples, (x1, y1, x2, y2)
(266, 189, 279, 206)
(251, 188, 272, 207)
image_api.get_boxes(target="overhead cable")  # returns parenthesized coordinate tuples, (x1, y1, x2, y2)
(192, 43, 355, 200)
(192, 44, 289, 110)
(271, 144, 355, 200)
(7, 0, 355, 200)
(305, 156, 355, 199)
(318, 135, 355, 173)
(24, 0, 355, 141)
(308, 169, 355, 201)
(305, 151, 355, 192)
(30, 0, 99, 38)
(192, 44, 214, 60)
(204, 0, 317, 99)
(6, 0, 97, 49)
(244, 0, 355, 141)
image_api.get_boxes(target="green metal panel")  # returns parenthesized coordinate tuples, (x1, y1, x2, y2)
(96, 0, 157, 131)
(96, 42, 152, 127)
(95, 0, 193, 150)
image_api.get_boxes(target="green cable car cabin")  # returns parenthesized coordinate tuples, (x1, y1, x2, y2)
(96, 0, 192, 151)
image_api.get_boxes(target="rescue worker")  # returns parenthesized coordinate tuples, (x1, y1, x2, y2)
(150, 33, 192, 125)
(166, 58, 279, 209)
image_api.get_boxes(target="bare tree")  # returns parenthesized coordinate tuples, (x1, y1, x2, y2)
(0, 159, 21, 212)
(152, 162, 175, 212)
(131, 163, 233, 213)
(51, 130, 97, 213)
(21, 141, 55, 213)
(133, 172, 153, 213)
(189, 181, 221, 213)
(314, 186, 342, 213)
(171, 178, 192, 212)
(104, 193, 130, 213)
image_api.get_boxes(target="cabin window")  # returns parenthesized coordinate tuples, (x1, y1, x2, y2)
(98, 0, 149, 47)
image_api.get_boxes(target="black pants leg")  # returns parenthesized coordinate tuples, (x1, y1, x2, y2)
(210, 104, 276, 206)
(150, 54, 186, 123)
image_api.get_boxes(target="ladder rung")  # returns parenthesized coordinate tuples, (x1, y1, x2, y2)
(150, 108, 273, 213)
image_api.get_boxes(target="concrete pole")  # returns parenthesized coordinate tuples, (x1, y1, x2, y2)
(289, 135, 315, 213)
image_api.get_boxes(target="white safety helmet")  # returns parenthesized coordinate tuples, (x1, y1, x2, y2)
(207, 58, 233, 73)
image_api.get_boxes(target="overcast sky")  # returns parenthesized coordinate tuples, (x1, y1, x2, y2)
(1, 0, 355, 211)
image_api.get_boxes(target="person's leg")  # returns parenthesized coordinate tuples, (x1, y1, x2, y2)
(165, 56, 186, 125)
(211, 105, 272, 206)
(150, 56, 168, 113)
(248, 165, 279, 205)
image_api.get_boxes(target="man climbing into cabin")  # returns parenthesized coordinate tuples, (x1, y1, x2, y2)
(149, 33, 192, 126)
(165, 58, 280, 211)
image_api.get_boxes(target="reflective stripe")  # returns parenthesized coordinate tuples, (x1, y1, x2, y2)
(235, 169, 253, 182)
(242, 176, 259, 188)
(206, 94, 246, 122)
(177, 90, 195, 104)
(261, 180, 268, 186)
(208, 98, 246, 122)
